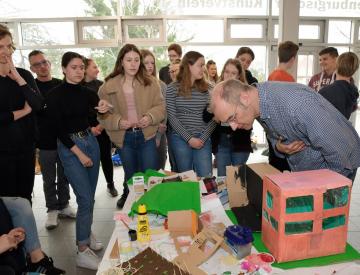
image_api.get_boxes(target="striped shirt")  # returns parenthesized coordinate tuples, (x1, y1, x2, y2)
(257, 81, 360, 177)
(166, 82, 216, 142)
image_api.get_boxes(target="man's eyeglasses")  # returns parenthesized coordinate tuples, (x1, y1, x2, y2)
(31, 60, 49, 69)
(169, 69, 179, 74)
(226, 106, 238, 123)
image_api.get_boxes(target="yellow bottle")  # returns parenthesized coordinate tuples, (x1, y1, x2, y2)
(137, 204, 150, 242)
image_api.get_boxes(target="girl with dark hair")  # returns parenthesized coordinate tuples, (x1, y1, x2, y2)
(82, 58, 118, 197)
(235, 46, 258, 85)
(210, 59, 253, 176)
(140, 49, 168, 170)
(98, 44, 165, 209)
(47, 52, 104, 270)
(166, 51, 216, 177)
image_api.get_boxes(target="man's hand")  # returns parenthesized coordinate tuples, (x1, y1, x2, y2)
(188, 137, 204, 149)
(276, 139, 306, 155)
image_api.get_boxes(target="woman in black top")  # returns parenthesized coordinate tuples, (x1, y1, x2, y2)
(47, 52, 103, 270)
(0, 24, 43, 203)
(204, 59, 253, 176)
(83, 58, 118, 197)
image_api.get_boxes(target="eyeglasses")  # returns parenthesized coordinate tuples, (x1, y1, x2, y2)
(31, 60, 49, 69)
(226, 106, 238, 123)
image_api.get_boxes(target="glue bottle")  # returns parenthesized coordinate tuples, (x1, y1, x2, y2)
(137, 204, 150, 242)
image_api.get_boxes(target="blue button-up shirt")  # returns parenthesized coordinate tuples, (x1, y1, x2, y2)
(256, 81, 360, 177)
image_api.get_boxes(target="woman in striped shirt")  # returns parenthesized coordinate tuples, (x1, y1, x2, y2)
(166, 51, 216, 177)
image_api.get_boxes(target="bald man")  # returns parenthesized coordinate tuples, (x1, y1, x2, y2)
(211, 79, 360, 181)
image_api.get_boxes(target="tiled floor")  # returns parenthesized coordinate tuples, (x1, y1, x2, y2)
(31, 113, 360, 274)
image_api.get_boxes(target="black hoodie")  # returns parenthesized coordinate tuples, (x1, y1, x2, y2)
(319, 80, 359, 120)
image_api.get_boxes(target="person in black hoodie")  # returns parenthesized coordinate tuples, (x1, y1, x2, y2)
(0, 24, 43, 203)
(320, 52, 359, 120)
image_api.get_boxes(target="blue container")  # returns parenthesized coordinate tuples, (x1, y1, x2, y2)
(224, 225, 254, 259)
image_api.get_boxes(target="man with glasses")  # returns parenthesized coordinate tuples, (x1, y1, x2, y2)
(159, 43, 182, 85)
(211, 79, 360, 181)
(0, 24, 43, 204)
(29, 50, 76, 230)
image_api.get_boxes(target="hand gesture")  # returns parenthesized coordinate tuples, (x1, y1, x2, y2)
(276, 139, 306, 155)
(119, 119, 132, 130)
(138, 115, 152, 128)
(23, 101, 32, 115)
(188, 137, 204, 149)
(91, 125, 103, 136)
(78, 152, 93, 167)
(158, 123, 167, 134)
(5, 56, 25, 85)
(95, 99, 113, 113)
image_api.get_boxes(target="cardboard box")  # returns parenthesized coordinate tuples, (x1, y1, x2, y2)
(225, 163, 280, 208)
(262, 169, 352, 262)
(168, 210, 198, 237)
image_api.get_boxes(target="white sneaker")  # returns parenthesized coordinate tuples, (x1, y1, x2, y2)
(59, 205, 76, 219)
(76, 247, 100, 270)
(89, 232, 103, 251)
(45, 210, 59, 230)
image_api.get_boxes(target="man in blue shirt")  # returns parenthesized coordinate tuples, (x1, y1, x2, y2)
(211, 79, 360, 181)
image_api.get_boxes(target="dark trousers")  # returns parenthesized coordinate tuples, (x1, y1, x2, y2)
(0, 147, 35, 203)
(39, 149, 70, 211)
(96, 131, 114, 184)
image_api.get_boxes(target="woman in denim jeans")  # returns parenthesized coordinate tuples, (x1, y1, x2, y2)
(210, 59, 253, 177)
(166, 51, 216, 177)
(47, 52, 103, 270)
(98, 44, 165, 209)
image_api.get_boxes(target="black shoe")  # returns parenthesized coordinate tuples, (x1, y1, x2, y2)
(107, 183, 118, 197)
(116, 193, 128, 209)
(28, 255, 66, 275)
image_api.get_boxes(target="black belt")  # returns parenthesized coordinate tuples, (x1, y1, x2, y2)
(126, 127, 142, 132)
(70, 128, 90, 138)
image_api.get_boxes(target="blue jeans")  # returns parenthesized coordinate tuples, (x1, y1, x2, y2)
(57, 133, 100, 246)
(120, 131, 158, 182)
(216, 133, 250, 177)
(170, 132, 212, 177)
(1, 197, 41, 253)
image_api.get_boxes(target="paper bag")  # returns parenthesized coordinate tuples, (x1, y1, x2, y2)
(225, 165, 248, 207)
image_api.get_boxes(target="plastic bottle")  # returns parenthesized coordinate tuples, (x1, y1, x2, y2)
(137, 204, 150, 242)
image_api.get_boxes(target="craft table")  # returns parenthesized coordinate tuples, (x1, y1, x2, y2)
(97, 186, 360, 275)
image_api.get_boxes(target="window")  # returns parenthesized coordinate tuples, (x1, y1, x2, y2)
(227, 20, 266, 41)
(299, 25, 320, 40)
(273, 22, 323, 41)
(0, 0, 92, 18)
(323, 215, 346, 230)
(297, 54, 314, 85)
(285, 221, 313, 235)
(78, 20, 117, 44)
(323, 186, 349, 210)
(122, 0, 269, 16)
(21, 22, 75, 46)
(123, 19, 164, 42)
(167, 20, 223, 43)
(286, 195, 314, 214)
(328, 20, 352, 44)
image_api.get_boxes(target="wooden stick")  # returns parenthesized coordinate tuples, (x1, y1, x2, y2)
(121, 219, 130, 230)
